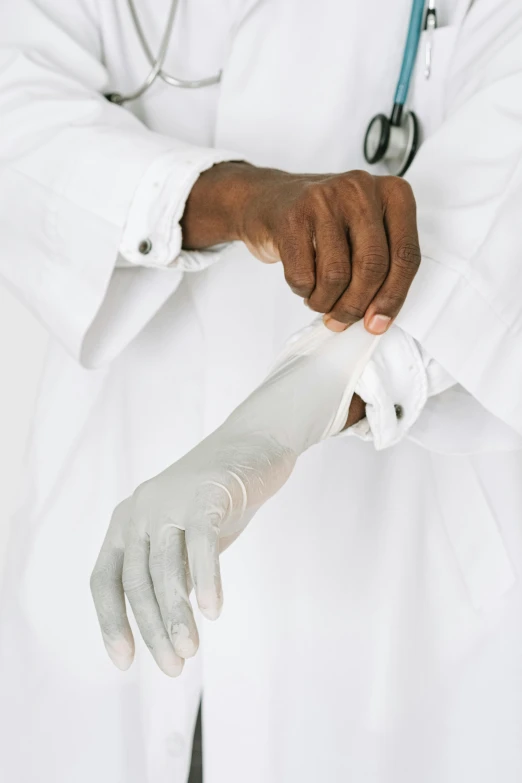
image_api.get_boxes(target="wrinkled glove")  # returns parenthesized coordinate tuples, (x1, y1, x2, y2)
(90, 320, 377, 676)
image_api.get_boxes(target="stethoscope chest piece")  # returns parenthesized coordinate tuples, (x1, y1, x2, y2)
(364, 110, 419, 176)
(363, 0, 432, 176)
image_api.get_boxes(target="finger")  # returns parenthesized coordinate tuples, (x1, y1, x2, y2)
(364, 178, 421, 334)
(279, 221, 316, 299)
(306, 219, 351, 314)
(326, 186, 389, 330)
(185, 506, 223, 622)
(91, 545, 135, 671)
(90, 499, 135, 671)
(123, 535, 184, 677)
(149, 526, 200, 659)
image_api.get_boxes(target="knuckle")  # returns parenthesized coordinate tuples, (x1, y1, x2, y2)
(374, 291, 404, 316)
(383, 175, 416, 205)
(342, 169, 375, 199)
(122, 563, 147, 597)
(194, 483, 230, 526)
(359, 246, 389, 279)
(302, 182, 330, 210)
(330, 302, 366, 323)
(346, 169, 374, 189)
(322, 261, 349, 287)
(284, 268, 315, 296)
(396, 176, 414, 197)
(306, 300, 324, 313)
(383, 174, 409, 194)
(395, 240, 421, 272)
(307, 292, 334, 313)
(300, 182, 342, 222)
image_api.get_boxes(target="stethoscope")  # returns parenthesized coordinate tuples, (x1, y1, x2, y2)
(363, 0, 437, 176)
(108, 0, 435, 177)
(105, 0, 221, 105)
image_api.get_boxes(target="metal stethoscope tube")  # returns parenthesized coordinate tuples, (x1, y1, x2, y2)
(106, 0, 222, 105)
(111, 0, 434, 177)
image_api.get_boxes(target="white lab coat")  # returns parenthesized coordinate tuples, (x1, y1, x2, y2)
(1, 1, 522, 781)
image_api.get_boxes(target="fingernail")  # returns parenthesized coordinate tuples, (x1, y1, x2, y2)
(367, 314, 391, 335)
(161, 653, 184, 678)
(198, 589, 222, 621)
(105, 638, 134, 671)
(172, 624, 198, 658)
(175, 636, 198, 658)
(323, 315, 347, 333)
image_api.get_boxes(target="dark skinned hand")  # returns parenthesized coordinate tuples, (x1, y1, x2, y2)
(181, 162, 421, 427)
(182, 162, 421, 334)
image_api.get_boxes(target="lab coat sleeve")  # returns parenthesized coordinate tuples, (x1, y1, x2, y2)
(342, 327, 522, 454)
(393, 0, 522, 439)
(0, 0, 240, 368)
(345, 327, 453, 450)
(118, 148, 231, 271)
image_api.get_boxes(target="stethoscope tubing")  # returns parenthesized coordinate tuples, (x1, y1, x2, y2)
(393, 0, 428, 110)
(124, 0, 179, 100)
(363, 0, 430, 174)
(107, 0, 221, 104)
(128, 0, 221, 90)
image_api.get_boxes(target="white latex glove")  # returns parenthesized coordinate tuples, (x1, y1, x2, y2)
(90, 320, 377, 676)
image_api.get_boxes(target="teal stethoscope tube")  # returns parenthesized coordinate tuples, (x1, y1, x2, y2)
(393, 0, 427, 107)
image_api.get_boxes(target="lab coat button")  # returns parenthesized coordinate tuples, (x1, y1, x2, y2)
(165, 732, 185, 758)
(139, 238, 152, 255)
(394, 404, 404, 420)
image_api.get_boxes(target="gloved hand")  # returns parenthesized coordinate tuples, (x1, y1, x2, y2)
(90, 320, 378, 676)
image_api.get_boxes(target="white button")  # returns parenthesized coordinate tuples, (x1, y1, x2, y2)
(165, 732, 185, 758)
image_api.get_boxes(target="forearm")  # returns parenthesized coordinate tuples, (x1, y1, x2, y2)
(344, 394, 366, 430)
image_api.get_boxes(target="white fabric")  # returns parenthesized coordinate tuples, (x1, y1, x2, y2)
(0, 0, 240, 368)
(429, 451, 516, 611)
(350, 327, 439, 449)
(347, 327, 522, 453)
(396, 0, 522, 435)
(1, 1, 522, 782)
(119, 147, 238, 269)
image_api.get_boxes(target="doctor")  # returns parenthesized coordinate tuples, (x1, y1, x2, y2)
(2, 1, 522, 783)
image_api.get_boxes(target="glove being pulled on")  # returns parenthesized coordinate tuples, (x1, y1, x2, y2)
(90, 320, 377, 676)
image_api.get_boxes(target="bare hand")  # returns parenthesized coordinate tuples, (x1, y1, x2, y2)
(181, 163, 421, 335)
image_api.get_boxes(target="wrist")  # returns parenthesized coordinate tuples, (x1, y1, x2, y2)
(343, 393, 366, 430)
(226, 322, 377, 456)
(181, 161, 260, 249)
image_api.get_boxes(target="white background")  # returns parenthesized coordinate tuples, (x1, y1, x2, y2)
(0, 285, 47, 571)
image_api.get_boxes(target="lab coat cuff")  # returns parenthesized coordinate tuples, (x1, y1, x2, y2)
(347, 327, 429, 450)
(119, 147, 244, 269)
